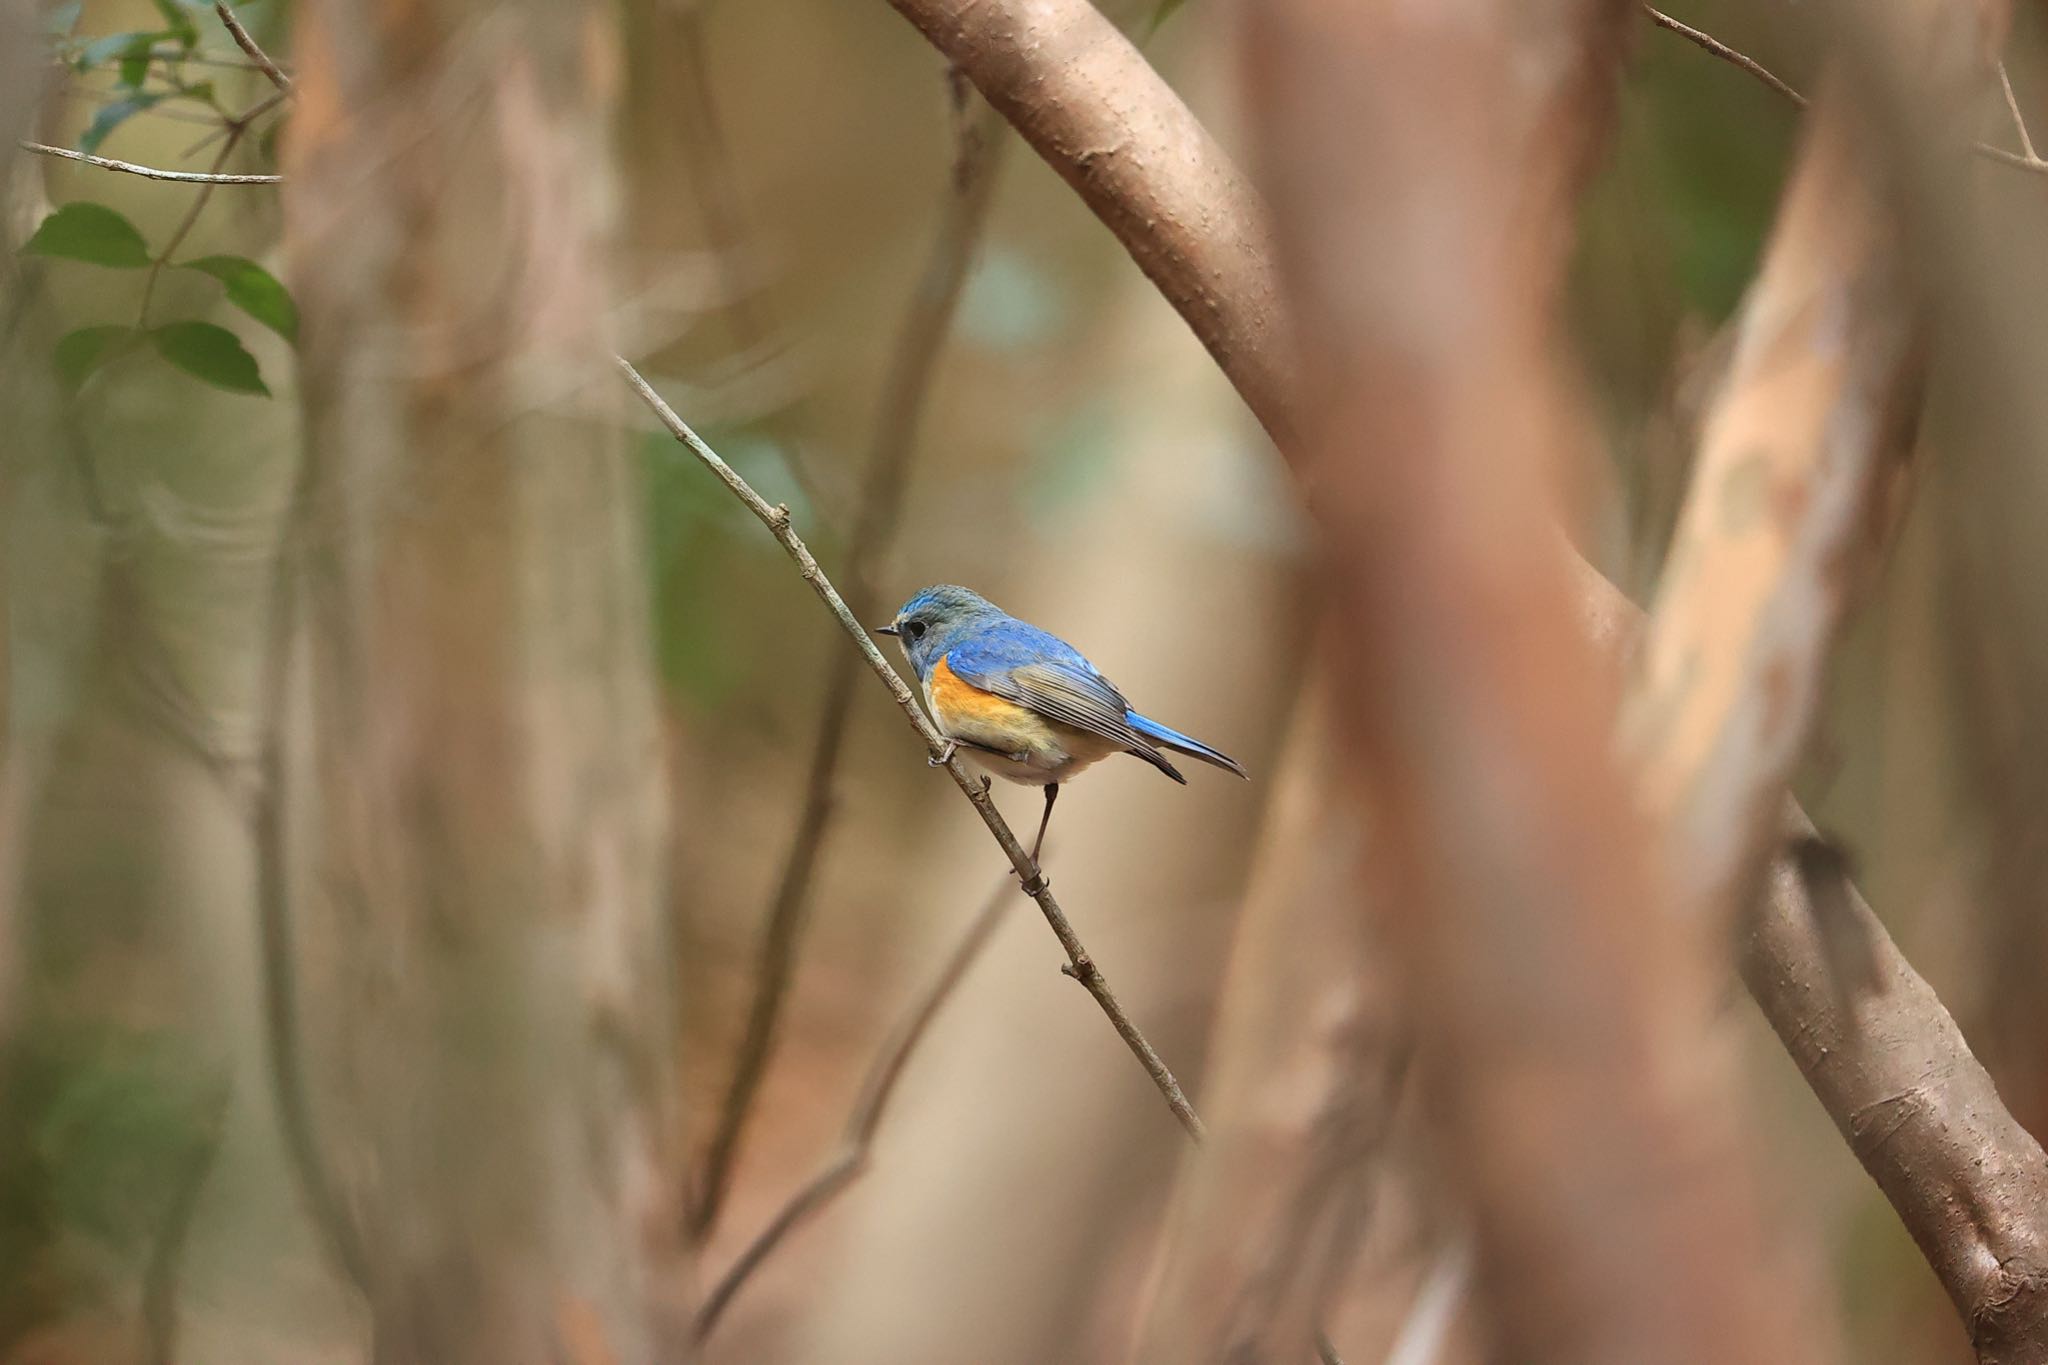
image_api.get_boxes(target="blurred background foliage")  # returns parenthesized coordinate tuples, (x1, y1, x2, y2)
(6, 0, 2048, 1360)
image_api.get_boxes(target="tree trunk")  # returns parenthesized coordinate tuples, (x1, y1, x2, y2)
(283, 2, 684, 1360)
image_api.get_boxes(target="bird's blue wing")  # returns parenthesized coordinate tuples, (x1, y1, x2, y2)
(945, 623, 1148, 752)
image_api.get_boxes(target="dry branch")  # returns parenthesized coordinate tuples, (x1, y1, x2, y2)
(617, 359, 1206, 1141)
(1625, 83, 1922, 932)
(877, 2, 2048, 1354)
(213, 1, 293, 92)
(19, 140, 282, 183)
(695, 878, 1009, 1340)
(692, 96, 1008, 1241)
(1639, 4, 2048, 176)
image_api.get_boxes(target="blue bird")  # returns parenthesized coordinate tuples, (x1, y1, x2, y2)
(877, 584, 1248, 867)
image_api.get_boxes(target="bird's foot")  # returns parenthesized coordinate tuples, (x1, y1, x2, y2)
(928, 739, 958, 767)
(1019, 868, 1049, 897)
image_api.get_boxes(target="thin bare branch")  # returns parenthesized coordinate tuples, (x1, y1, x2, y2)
(1640, 5, 1806, 106)
(691, 99, 1008, 1238)
(617, 357, 1206, 1140)
(695, 877, 1009, 1340)
(214, 1, 294, 92)
(1999, 61, 2038, 161)
(18, 140, 282, 183)
(1640, 4, 2048, 175)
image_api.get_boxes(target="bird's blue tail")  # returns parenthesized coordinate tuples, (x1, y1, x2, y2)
(1125, 712, 1249, 779)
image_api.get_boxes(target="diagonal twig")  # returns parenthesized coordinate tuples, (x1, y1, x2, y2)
(690, 95, 1009, 1238)
(1998, 61, 2038, 162)
(18, 140, 280, 183)
(1640, 5, 1805, 106)
(617, 356, 1206, 1141)
(1640, 4, 2048, 175)
(696, 876, 1010, 1340)
(214, 1, 293, 93)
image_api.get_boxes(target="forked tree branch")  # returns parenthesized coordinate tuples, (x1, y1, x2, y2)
(879, 0, 2048, 1352)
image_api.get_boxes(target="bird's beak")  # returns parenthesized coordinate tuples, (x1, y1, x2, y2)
(874, 623, 900, 637)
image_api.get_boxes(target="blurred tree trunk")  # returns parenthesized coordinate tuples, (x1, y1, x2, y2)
(1, 25, 352, 1365)
(283, 3, 684, 1362)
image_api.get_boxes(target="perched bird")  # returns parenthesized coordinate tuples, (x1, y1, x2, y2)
(877, 584, 1247, 870)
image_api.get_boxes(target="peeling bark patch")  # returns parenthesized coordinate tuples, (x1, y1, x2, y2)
(1719, 452, 1771, 535)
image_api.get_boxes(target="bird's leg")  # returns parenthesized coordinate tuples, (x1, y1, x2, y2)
(1028, 783, 1058, 866)
(928, 739, 959, 768)
(1016, 785, 1059, 897)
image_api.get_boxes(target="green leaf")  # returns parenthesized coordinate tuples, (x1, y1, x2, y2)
(116, 51, 150, 88)
(79, 93, 165, 153)
(53, 326, 135, 391)
(149, 0, 198, 48)
(21, 202, 152, 268)
(177, 255, 298, 343)
(150, 322, 269, 395)
(74, 30, 163, 70)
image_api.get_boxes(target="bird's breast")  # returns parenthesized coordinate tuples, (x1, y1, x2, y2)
(926, 655, 1117, 785)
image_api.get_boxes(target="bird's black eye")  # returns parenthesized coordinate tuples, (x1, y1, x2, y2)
(906, 620, 928, 640)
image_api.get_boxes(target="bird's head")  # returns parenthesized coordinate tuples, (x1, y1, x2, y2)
(876, 584, 1001, 676)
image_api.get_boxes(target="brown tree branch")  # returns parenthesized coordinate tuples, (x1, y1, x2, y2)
(1241, 2, 1824, 1360)
(694, 877, 1009, 1341)
(213, 1, 293, 93)
(1744, 828, 2048, 1364)
(690, 95, 1008, 1241)
(883, 0, 1296, 446)
(1625, 78, 1924, 933)
(617, 359, 1206, 1141)
(878, 4, 2048, 1354)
